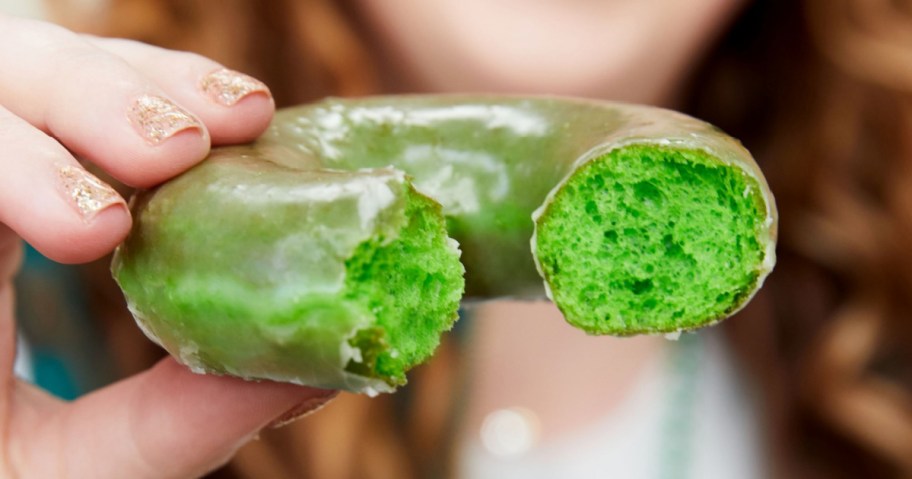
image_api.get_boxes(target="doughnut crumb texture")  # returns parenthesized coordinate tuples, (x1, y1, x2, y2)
(341, 191, 465, 386)
(535, 145, 770, 335)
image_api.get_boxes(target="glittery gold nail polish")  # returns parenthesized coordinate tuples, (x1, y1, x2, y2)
(56, 164, 125, 221)
(128, 95, 202, 145)
(199, 68, 271, 106)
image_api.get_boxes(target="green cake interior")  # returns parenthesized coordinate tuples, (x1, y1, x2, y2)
(343, 189, 465, 386)
(535, 145, 768, 335)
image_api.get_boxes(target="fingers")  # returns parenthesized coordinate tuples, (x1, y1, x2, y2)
(0, 15, 274, 261)
(88, 37, 274, 144)
(0, 106, 129, 263)
(0, 15, 291, 478)
(0, 17, 274, 190)
(20, 359, 335, 479)
(0, 16, 209, 188)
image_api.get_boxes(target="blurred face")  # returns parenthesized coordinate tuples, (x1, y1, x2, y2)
(356, 0, 744, 105)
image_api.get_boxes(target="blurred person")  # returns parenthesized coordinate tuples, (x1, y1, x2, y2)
(3, 0, 912, 478)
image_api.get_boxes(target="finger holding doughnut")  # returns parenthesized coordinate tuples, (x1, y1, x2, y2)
(0, 15, 209, 188)
(0, 15, 334, 479)
(88, 37, 275, 144)
(0, 105, 129, 264)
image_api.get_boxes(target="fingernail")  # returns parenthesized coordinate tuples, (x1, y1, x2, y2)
(268, 390, 339, 429)
(128, 94, 202, 145)
(199, 68, 271, 106)
(56, 164, 126, 221)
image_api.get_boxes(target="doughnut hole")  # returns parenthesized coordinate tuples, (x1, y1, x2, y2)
(535, 145, 769, 335)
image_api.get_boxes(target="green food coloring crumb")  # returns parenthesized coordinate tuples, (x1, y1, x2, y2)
(343, 189, 465, 385)
(535, 145, 768, 335)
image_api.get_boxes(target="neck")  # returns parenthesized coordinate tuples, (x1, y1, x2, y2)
(461, 300, 667, 442)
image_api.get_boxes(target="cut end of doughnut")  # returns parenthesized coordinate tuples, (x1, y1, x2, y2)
(342, 187, 465, 386)
(534, 144, 773, 335)
(112, 162, 464, 393)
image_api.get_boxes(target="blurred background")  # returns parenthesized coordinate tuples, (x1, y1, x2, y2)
(6, 0, 912, 477)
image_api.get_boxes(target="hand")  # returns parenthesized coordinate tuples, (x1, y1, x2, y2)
(0, 15, 333, 478)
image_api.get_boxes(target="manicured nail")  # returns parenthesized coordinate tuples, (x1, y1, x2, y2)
(199, 68, 271, 106)
(268, 390, 339, 429)
(128, 95, 202, 145)
(56, 164, 125, 221)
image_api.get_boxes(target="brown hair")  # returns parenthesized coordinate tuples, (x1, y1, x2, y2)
(690, 1, 912, 477)
(45, 0, 378, 105)
(50, 0, 912, 477)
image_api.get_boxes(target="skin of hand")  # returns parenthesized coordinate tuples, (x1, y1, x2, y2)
(0, 15, 335, 479)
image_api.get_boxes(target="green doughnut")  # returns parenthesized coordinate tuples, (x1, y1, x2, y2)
(112, 95, 777, 394)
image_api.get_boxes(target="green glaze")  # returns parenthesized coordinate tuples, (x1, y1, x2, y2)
(113, 95, 777, 393)
(114, 150, 464, 394)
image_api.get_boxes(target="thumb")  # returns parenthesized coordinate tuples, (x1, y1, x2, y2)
(21, 358, 334, 479)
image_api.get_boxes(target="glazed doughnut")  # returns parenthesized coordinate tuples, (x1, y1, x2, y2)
(112, 96, 777, 394)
